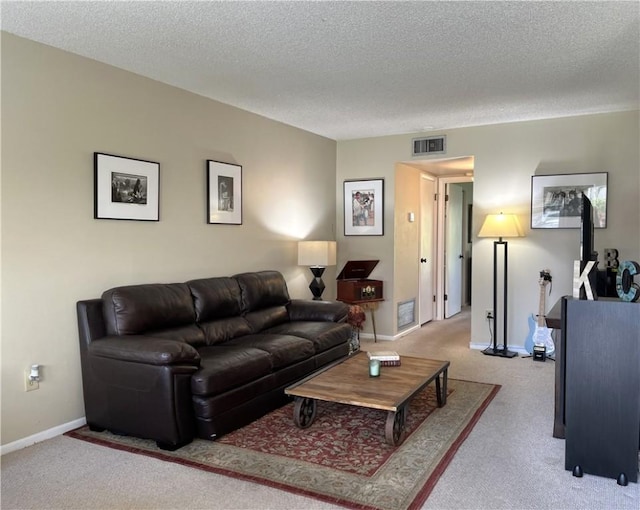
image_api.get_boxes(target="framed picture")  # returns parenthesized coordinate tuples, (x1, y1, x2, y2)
(94, 152, 160, 221)
(531, 172, 608, 229)
(344, 178, 384, 236)
(207, 160, 242, 225)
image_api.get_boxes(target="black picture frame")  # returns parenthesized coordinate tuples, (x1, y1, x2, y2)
(94, 152, 160, 221)
(207, 160, 242, 225)
(343, 178, 384, 236)
(531, 172, 608, 229)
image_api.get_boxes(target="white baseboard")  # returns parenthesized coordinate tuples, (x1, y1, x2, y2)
(1, 417, 86, 456)
(359, 323, 421, 342)
(359, 332, 393, 341)
(394, 324, 421, 339)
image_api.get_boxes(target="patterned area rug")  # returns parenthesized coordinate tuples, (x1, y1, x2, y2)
(66, 378, 499, 510)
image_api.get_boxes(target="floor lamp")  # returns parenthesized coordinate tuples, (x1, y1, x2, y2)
(298, 240, 337, 300)
(478, 213, 524, 358)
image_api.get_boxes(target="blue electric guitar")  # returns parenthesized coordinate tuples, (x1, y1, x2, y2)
(524, 269, 555, 356)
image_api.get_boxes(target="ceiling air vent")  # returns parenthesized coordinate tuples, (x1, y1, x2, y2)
(412, 135, 446, 157)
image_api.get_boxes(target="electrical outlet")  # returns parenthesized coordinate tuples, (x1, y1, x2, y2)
(485, 310, 493, 320)
(25, 371, 39, 392)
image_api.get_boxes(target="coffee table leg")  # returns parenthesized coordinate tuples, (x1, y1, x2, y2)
(435, 368, 448, 407)
(293, 397, 317, 428)
(385, 407, 407, 446)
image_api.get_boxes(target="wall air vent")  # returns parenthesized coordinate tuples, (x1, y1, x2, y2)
(412, 135, 446, 157)
(397, 299, 416, 330)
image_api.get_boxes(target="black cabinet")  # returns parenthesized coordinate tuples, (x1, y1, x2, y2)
(564, 298, 640, 483)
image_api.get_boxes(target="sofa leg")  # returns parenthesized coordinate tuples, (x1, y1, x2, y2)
(156, 439, 192, 451)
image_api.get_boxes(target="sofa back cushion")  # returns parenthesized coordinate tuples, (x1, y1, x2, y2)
(234, 271, 290, 312)
(187, 277, 244, 322)
(234, 271, 290, 332)
(187, 277, 252, 345)
(102, 283, 203, 345)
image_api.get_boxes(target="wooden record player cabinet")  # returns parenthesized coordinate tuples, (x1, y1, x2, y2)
(337, 260, 384, 341)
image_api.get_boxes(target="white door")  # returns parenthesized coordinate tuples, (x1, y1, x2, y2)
(419, 176, 435, 324)
(445, 184, 463, 318)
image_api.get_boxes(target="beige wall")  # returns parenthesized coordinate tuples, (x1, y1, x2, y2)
(1, 34, 338, 446)
(337, 111, 640, 346)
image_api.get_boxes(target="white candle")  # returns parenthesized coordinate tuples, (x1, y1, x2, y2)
(369, 359, 381, 377)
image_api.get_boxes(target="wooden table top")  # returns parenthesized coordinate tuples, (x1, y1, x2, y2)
(285, 351, 450, 412)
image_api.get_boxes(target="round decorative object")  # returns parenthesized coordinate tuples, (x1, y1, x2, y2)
(385, 408, 407, 446)
(293, 397, 317, 429)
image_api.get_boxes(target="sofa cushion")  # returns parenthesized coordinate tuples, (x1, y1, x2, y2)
(198, 317, 253, 345)
(264, 321, 352, 354)
(191, 373, 277, 421)
(287, 299, 349, 323)
(147, 325, 207, 346)
(192, 346, 272, 396)
(187, 277, 253, 345)
(234, 271, 290, 313)
(102, 283, 199, 338)
(187, 277, 243, 322)
(244, 306, 289, 333)
(226, 333, 315, 369)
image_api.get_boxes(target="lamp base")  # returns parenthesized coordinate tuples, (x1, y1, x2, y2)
(309, 267, 326, 300)
(482, 346, 518, 358)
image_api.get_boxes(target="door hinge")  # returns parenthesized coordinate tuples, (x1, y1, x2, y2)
(434, 193, 438, 201)
(445, 194, 449, 201)
(444, 294, 448, 301)
(433, 295, 436, 302)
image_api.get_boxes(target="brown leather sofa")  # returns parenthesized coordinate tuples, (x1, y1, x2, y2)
(76, 270, 351, 450)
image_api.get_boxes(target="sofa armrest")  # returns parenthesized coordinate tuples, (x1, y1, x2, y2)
(287, 299, 348, 323)
(88, 336, 201, 366)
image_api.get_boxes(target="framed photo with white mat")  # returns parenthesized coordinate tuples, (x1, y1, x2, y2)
(94, 152, 160, 221)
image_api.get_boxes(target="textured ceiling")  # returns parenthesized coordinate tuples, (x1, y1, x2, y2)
(2, 1, 639, 140)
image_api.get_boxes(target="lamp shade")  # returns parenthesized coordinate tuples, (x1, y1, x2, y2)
(478, 213, 524, 239)
(298, 241, 337, 267)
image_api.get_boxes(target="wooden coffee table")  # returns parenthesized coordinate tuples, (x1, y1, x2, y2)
(284, 352, 450, 445)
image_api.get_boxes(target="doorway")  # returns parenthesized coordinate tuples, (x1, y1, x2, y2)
(436, 175, 473, 320)
(419, 174, 436, 325)
(445, 182, 464, 318)
(416, 157, 474, 322)
(443, 181, 474, 317)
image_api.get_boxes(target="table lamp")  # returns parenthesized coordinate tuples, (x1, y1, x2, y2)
(298, 241, 337, 300)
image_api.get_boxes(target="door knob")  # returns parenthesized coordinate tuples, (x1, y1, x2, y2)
(420, 258, 427, 263)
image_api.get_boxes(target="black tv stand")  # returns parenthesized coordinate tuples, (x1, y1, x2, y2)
(559, 297, 640, 483)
